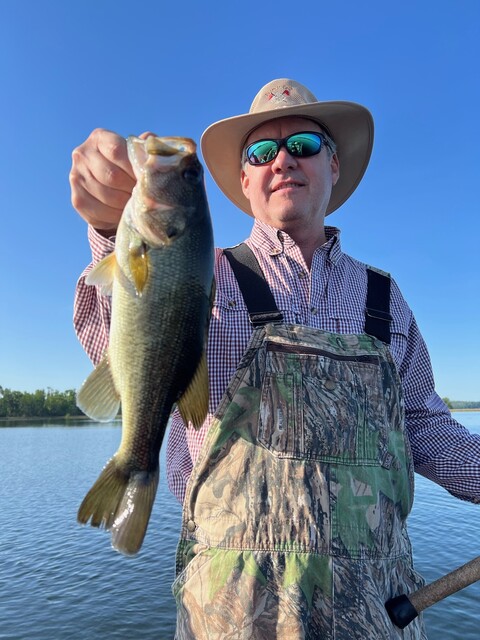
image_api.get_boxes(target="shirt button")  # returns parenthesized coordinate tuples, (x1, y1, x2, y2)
(269, 247, 282, 256)
(298, 270, 307, 279)
(186, 519, 196, 532)
(310, 307, 318, 315)
(228, 299, 236, 308)
(325, 379, 336, 391)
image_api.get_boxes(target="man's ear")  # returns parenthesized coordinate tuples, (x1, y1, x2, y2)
(331, 153, 340, 186)
(241, 168, 250, 198)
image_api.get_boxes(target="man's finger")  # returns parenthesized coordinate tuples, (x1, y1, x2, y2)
(69, 176, 125, 229)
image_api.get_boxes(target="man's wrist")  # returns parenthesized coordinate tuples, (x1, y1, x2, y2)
(88, 224, 116, 263)
(94, 226, 117, 240)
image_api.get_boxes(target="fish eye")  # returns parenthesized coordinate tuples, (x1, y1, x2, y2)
(182, 167, 201, 184)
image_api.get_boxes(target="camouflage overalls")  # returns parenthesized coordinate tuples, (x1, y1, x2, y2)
(173, 272, 426, 639)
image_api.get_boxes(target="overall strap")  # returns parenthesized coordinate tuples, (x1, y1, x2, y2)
(223, 243, 284, 326)
(365, 268, 393, 344)
(224, 243, 392, 343)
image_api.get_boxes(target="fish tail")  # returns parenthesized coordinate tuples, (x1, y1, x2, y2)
(111, 467, 159, 556)
(77, 456, 159, 556)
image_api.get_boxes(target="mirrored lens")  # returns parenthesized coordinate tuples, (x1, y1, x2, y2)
(247, 140, 279, 164)
(246, 132, 324, 165)
(286, 132, 322, 157)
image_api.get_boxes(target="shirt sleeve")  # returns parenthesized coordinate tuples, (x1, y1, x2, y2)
(398, 304, 480, 504)
(73, 225, 114, 366)
(166, 410, 192, 504)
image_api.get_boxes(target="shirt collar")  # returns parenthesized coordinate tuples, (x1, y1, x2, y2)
(249, 219, 343, 264)
(321, 226, 343, 264)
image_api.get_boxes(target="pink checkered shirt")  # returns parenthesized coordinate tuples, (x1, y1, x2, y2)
(74, 221, 480, 505)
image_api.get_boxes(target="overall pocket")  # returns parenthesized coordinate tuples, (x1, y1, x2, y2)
(258, 341, 389, 464)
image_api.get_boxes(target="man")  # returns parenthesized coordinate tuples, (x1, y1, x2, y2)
(70, 79, 480, 639)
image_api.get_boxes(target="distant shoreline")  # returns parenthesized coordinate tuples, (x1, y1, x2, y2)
(0, 408, 479, 425)
(0, 415, 99, 425)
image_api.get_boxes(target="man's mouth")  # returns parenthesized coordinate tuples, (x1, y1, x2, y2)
(272, 181, 304, 192)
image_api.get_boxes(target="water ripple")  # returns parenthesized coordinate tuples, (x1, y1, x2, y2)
(1, 416, 479, 639)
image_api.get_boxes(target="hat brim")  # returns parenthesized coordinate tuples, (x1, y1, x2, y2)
(200, 101, 374, 216)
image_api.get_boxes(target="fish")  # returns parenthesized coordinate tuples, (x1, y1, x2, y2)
(76, 135, 215, 555)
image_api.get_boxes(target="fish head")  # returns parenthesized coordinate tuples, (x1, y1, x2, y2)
(125, 136, 208, 248)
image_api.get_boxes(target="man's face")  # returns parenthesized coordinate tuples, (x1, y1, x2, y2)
(240, 117, 340, 234)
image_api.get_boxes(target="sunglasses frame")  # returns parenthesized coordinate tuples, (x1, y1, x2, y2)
(244, 131, 332, 166)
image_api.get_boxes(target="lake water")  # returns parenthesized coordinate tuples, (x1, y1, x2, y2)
(1, 413, 479, 639)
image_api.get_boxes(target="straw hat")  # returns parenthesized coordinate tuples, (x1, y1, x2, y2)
(200, 78, 374, 216)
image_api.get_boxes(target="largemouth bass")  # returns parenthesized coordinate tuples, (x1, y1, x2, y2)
(76, 135, 214, 555)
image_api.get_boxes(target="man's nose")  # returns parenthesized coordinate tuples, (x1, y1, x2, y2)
(271, 147, 298, 171)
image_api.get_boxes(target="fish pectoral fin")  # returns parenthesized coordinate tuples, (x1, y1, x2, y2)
(177, 351, 209, 429)
(85, 252, 117, 295)
(76, 351, 121, 422)
(78, 456, 159, 556)
(128, 243, 149, 295)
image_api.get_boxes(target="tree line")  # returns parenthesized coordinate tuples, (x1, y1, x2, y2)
(1, 386, 478, 419)
(0, 386, 84, 418)
(442, 398, 480, 410)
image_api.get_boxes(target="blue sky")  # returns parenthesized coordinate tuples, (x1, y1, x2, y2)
(0, 0, 478, 400)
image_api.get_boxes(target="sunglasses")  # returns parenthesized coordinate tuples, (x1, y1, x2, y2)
(244, 131, 332, 166)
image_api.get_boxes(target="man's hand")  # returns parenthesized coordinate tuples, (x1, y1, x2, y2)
(70, 128, 154, 234)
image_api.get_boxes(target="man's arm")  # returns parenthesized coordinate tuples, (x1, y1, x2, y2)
(73, 225, 114, 365)
(399, 310, 480, 503)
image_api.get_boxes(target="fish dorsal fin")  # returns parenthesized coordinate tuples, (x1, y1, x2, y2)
(76, 351, 121, 422)
(177, 350, 209, 429)
(85, 253, 117, 295)
(128, 243, 149, 296)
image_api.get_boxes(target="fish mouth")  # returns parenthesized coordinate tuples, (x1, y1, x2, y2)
(145, 136, 196, 157)
(127, 136, 197, 174)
